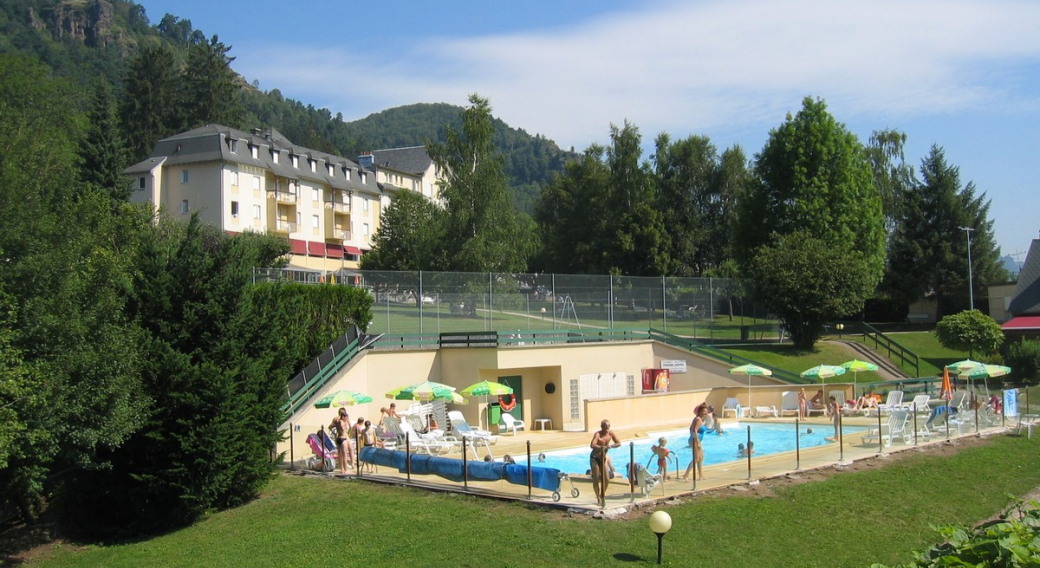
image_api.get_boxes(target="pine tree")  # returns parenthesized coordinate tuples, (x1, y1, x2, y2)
(120, 43, 182, 161)
(79, 79, 130, 200)
(183, 35, 242, 129)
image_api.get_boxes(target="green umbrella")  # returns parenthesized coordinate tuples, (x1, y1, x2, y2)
(460, 381, 514, 429)
(957, 364, 1011, 380)
(800, 364, 847, 382)
(459, 380, 513, 397)
(386, 381, 465, 404)
(729, 364, 773, 413)
(314, 390, 373, 409)
(945, 359, 985, 372)
(840, 359, 879, 390)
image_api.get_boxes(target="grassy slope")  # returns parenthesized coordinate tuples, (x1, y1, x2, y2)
(29, 436, 1040, 568)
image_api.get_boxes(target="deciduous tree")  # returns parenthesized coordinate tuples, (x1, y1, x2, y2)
(736, 97, 885, 347)
(934, 310, 1004, 358)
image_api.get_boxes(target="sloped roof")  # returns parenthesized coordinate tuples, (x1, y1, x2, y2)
(1007, 239, 1040, 315)
(371, 146, 433, 176)
(123, 124, 374, 193)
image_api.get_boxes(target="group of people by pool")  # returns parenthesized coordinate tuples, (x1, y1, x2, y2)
(328, 404, 399, 474)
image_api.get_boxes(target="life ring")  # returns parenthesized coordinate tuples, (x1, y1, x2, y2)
(499, 393, 517, 412)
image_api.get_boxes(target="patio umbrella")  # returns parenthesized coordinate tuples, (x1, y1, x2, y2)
(729, 364, 772, 413)
(957, 364, 1011, 398)
(840, 359, 878, 390)
(460, 380, 514, 430)
(386, 381, 465, 404)
(314, 390, 373, 409)
(940, 367, 954, 403)
(800, 364, 847, 385)
(945, 359, 985, 373)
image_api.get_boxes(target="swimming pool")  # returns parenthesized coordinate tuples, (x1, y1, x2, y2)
(516, 422, 866, 475)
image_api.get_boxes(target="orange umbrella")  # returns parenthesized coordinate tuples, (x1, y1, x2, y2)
(940, 367, 953, 402)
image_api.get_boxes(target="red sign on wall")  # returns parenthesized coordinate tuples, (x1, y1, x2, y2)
(641, 368, 670, 394)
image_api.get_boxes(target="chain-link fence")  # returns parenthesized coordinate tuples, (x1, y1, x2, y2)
(255, 268, 782, 343)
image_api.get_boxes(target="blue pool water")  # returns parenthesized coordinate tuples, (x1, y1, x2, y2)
(517, 422, 866, 475)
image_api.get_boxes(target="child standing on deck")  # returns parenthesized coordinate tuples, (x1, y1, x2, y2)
(651, 437, 672, 480)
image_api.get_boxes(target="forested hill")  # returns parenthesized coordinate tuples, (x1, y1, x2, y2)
(342, 103, 575, 213)
(0, 0, 572, 212)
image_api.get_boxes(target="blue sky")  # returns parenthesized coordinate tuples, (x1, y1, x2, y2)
(139, 0, 1040, 263)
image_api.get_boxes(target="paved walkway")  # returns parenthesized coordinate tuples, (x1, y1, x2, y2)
(291, 413, 1015, 515)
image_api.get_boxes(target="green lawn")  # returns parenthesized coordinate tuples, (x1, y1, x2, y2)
(28, 435, 1040, 568)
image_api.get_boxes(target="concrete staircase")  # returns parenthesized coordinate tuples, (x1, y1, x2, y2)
(826, 339, 909, 381)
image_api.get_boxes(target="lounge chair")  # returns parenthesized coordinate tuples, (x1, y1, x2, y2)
(305, 433, 336, 472)
(447, 411, 498, 444)
(398, 420, 460, 455)
(631, 463, 662, 497)
(447, 410, 496, 459)
(877, 391, 904, 415)
(721, 397, 742, 419)
(805, 397, 827, 417)
(863, 408, 911, 447)
(1012, 413, 1038, 438)
(779, 391, 800, 417)
(753, 405, 779, 418)
(500, 413, 526, 435)
(903, 394, 931, 414)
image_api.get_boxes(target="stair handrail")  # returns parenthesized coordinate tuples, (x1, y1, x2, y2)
(649, 329, 806, 384)
(860, 323, 920, 378)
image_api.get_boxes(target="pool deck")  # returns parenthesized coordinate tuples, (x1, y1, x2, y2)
(292, 414, 1012, 516)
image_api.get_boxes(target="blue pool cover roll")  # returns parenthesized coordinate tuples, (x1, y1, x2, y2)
(357, 447, 560, 491)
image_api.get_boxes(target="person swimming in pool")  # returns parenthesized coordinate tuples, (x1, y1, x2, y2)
(589, 419, 621, 507)
(682, 404, 709, 481)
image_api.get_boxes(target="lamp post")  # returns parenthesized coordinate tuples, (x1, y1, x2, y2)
(836, 323, 844, 340)
(648, 510, 672, 565)
(960, 226, 974, 310)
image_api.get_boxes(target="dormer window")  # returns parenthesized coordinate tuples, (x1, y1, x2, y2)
(327, 164, 334, 176)
(309, 159, 316, 173)
(228, 138, 238, 153)
(249, 144, 258, 159)
(360, 172, 367, 184)
(272, 150, 280, 164)
(344, 168, 351, 181)
(290, 154, 298, 168)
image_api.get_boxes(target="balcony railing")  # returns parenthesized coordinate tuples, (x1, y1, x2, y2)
(324, 200, 350, 213)
(268, 190, 297, 204)
(327, 228, 350, 240)
(274, 220, 297, 233)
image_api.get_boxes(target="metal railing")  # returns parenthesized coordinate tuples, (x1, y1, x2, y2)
(861, 323, 920, 378)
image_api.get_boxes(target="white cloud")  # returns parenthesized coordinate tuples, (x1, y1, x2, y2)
(234, 0, 1040, 150)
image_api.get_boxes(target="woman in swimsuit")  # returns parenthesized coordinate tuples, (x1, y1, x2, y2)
(589, 419, 621, 507)
(682, 405, 709, 481)
(329, 408, 353, 474)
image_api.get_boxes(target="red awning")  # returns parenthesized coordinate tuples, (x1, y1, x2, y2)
(344, 246, 362, 256)
(1003, 316, 1040, 330)
(289, 239, 307, 255)
(307, 241, 326, 256)
(326, 243, 344, 258)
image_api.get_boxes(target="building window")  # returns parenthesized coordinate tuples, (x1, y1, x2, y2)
(363, 197, 369, 212)
(181, 170, 189, 184)
(363, 223, 370, 236)
(344, 168, 351, 181)
(253, 205, 261, 219)
(312, 188, 319, 202)
(309, 159, 316, 173)
(290, 154, 298, 168)
(252, 176, 261, 190)
(229, 139, 238, 153)
(272, 151, 279, 164)
(230, 171, 238, 186)
(250, 144, 258, 159)
(327, 164, 334, 176)
(231, 201, 239, 217)
(296, 212, 301, 226)
(360, 172, 367, 184)
(180, 199, 189, 214)
(311, 215, 319, 228)
(138, 177, 146, 190)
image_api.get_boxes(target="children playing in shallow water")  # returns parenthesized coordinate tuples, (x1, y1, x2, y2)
(738, 441, 755, 457)
(651, 437, 672, 480)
